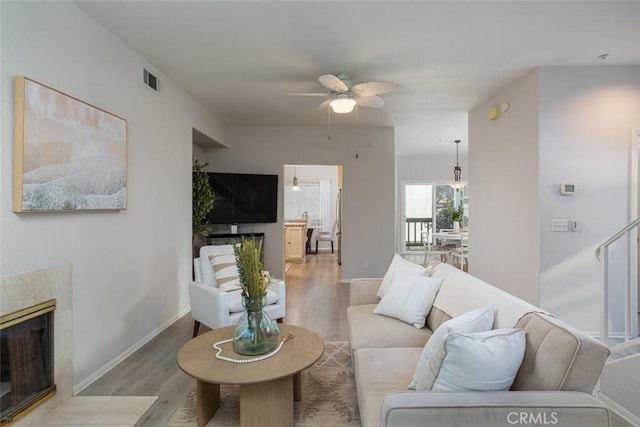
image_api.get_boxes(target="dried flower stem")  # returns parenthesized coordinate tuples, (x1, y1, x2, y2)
(234, 237, 267, 301)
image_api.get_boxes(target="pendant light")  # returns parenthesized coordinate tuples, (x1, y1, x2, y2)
(292, 167, 301, 191)
(450, 140, 466, 191)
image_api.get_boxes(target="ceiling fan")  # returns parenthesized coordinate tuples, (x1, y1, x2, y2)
(290, 73, 396, 114)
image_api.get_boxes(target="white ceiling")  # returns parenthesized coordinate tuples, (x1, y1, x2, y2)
(76, 1, 640, 155)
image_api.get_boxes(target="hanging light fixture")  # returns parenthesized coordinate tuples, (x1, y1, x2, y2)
(450, 139, 466, 191)
(292, 167, 302, 191)
(329, 94, 356, 114)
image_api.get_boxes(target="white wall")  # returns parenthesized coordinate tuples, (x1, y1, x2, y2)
(193, 143, 208, 165)
(396, 152, 468, 183)
(1, 1, 224, 390)
(468, 70, 540, 305)
(538, 66, 640, 333)
(470, 66, 640, 333)
(206, 126, 395, 280)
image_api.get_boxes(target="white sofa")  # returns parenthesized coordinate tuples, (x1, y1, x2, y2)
(347, 261, 611, 427)
(190, 245, 286, 336)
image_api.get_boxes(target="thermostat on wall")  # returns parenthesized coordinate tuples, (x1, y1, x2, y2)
(559, 183, 576, 195)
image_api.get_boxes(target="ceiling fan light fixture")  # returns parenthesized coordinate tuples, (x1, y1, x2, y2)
(329, 97, 356, 114)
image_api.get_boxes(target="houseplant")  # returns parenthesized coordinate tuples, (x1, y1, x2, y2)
(233, 237, 279, 355)
(192, 159, 214, 255)
(450, 205, 464, 231)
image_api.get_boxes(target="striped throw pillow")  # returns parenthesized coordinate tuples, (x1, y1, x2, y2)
(208, 253, 242, 292)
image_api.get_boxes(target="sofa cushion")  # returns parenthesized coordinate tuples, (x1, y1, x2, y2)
(377, 254, 430, 299)
(354, 347, 422, 427)
(227, 289, 279, 313)
(409, 305, 494, 389)
(426, 305, 452, 331)
(417, 328, 526, 391)
(430, 262, 540, 329)
(511, 312, 610, 393)
(374, 272, 442, 328)
(347, 304, 432, 351)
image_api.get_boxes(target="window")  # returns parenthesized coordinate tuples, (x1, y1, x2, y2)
(284, 183, 321, 227)
(434, 185, 467, 231)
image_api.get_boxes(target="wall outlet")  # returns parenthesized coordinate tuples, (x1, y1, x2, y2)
(363, 261, 369, 269)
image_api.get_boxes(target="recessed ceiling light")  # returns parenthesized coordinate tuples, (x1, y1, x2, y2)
(597, 53, 610, 60)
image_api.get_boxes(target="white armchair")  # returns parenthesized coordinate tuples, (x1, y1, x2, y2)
(189, 245, 286, 337)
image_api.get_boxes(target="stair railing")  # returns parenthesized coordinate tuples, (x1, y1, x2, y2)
(595, 217, 640, 344)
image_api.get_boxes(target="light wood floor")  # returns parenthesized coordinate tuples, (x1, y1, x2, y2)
(80, 253, 348, 426)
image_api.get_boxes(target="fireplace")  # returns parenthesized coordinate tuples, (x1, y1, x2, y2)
(0, 300, 56, 424)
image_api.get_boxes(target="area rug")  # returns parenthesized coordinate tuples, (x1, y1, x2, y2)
(167, 341, 360, 427)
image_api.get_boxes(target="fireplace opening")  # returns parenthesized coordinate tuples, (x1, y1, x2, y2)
(0, 300, 56, 424)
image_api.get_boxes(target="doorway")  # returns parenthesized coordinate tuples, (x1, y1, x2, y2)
(283, 165, 342, 279)
(399, 182, 467, 254)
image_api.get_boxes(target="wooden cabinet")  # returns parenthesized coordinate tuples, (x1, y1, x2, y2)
(285, 225, 306, 261)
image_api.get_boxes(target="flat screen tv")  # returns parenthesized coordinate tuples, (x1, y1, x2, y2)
(206, 172, 278, 224)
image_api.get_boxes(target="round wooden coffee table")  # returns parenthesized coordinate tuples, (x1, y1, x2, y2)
(177, 324, 325, 427)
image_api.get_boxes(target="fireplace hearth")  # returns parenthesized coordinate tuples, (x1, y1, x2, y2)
(0, 300, 56, 424)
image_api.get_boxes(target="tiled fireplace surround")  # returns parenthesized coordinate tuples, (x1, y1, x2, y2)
(1, 264, 73, 425)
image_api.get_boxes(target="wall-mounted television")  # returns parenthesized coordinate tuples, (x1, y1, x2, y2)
(206, 172, 278, 224)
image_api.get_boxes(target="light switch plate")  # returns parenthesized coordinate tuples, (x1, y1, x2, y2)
(551, 219, 570, 232)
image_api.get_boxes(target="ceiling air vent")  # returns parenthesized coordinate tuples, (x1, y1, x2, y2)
(143, 68, 160, 93)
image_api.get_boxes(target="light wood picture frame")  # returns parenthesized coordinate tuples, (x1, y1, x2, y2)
(13, 76, 127, 212)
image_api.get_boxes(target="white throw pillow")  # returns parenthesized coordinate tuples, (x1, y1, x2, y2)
(377, 254, 431, 299)
(208, 252, 242, 292)
(373, 268, 443, 328)
(416, 328, 527, 392)
(409, 305, 495, 389)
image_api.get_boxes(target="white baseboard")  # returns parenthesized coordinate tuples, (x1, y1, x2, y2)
(72, 307, 191, 395)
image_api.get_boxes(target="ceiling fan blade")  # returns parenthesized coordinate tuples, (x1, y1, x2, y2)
(351, 81, 396, 97)
(285, 92, 329, 97)
(318, 74, 349, 92)
(317, 99, 332, 111)
(356, 95, 384, 108)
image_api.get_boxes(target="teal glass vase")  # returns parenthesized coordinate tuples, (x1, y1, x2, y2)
(233, 294, 279, 356)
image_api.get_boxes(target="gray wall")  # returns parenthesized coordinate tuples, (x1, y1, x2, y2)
(206, 126, 396, 281)
(469, 70, 541, 305)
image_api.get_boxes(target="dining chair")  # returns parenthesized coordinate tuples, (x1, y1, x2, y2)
(316, 221, 337, 253)
(421, 225, 451, 265)
(449, 240, 469, 271)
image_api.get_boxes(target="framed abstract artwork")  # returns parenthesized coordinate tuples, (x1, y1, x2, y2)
(13, 76, 127, 212)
